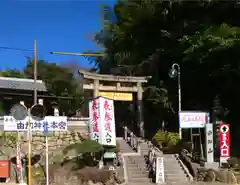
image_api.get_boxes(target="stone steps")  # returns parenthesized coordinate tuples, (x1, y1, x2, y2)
(117, 138, 154, 184)
(126, 156, 151, 184)
(117, 138, 136, 153)
(163, 154, 189, 183)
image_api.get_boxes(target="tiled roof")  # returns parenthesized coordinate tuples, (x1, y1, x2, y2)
(0, 77, 47, 91)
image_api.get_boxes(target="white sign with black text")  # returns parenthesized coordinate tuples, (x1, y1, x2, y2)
(156, 157, 165, 184)
(205, 123, 214, 163)
(4, 116, 67, 131)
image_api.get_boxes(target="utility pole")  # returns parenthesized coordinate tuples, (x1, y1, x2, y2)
(34, 40, 37, 104)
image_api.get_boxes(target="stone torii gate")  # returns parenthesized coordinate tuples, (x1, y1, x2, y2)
(79, 69, 151, 138)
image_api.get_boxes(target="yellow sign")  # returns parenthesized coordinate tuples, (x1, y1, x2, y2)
(97, 92, 133, 101)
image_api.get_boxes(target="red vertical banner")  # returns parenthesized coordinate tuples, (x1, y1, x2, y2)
(219, 124, 230, 162)
(16, 144, 22, 172)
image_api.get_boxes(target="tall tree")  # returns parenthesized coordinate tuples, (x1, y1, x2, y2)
(92, 0, 240, 138)
(23, 59, 84, 116)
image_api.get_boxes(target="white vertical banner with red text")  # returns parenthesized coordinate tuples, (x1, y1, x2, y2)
(89, 97, 102, 143)
(99, 97, 116, 146)
(89, 97, 116, 146)
(220, 123, 230, 163)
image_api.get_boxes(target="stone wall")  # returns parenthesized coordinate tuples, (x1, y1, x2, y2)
(0, 130, 89, 159)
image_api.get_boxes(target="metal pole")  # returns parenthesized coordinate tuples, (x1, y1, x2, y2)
(28, 109, 32, 185)
(34, 40, 37, 104)
(17, 132, 24, 183)
(46, 136, 49, 185)
(49, 51, 105, 57)
(177, 66, 182, 139)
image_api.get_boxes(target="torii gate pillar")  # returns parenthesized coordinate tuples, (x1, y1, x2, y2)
(79, 70, 151, 138)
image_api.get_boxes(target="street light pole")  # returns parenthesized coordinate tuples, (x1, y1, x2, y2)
(169, 63, 182, 139)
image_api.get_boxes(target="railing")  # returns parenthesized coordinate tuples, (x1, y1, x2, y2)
(123, 126, 140, 153)
(146, 144, 158, 182)
(147, 143, 193, 183)
(122, 126, 167, 183)
(118, 152, 128, 184)
(146, 141, 166, 183)
(175, 153, 193, 182)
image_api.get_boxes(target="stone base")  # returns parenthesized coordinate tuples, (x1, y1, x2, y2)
(204, 162, 219, 169)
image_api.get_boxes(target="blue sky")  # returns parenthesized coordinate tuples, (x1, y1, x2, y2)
(0, 0, 116, 71)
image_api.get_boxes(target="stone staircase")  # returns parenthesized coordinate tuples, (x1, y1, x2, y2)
(126, 155, 152, 185)
(117, 138, 136, 153)
(139, 141, 149, 156)
(163, 154, 189, 184)
(118, 129, 190, 184)
(117, 138, 153, 184)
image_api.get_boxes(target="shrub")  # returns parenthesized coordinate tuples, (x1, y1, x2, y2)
(63, 139, 104, 156)
(152, 130, 167, 148)
(165, 132, 180, 146)
(152, 130, 180, 148)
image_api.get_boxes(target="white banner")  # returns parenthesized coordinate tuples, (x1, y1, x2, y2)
(89, 97, 116, 146)
(4, 116, 67, 131)
(99, 97, 116, 146)
(179, 111, 209, 128)
(89, 98, 102, 143)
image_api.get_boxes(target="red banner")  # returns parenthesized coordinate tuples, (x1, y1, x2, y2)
(219, 124, 230, 159)
(16, 155, 22, 172)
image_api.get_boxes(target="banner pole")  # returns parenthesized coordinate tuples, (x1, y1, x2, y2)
(46, 134, 49, 185)
(28, 109, 32, 185)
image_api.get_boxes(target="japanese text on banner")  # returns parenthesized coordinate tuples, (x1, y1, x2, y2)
(100, 97, 116, 146)
(220, 124, 230, 160)
(4, 116, 67, 131)
(89, 99, 101, 143)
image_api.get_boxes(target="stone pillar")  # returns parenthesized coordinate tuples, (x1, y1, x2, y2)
(93, 79, 99, 98)
(137, 82, 144, 138)
(124, 126, 127, 141)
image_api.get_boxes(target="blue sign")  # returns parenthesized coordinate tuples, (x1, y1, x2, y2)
(43, 123, 49, 136)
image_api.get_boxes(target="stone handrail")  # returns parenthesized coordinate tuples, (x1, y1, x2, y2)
(118, 152, 128, 183)
(175, 154, 194, 182)
(123, 126, 140, 153)
(146, 143, 161, 183)
(147, 142, 163, 156)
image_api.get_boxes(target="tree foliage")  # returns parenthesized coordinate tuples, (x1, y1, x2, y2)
(0, 69, 25, 78)
(63, 139, 104, 155)
(92, 0, 240, 140)
(0, 59, 84, 116)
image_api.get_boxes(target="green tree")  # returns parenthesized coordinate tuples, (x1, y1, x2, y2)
(91, 0, 240, 138)
(0, 69, 24, 78)
(23, 59, 84, 116)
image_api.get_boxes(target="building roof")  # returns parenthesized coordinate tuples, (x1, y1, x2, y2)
(0, 77, 47, 92)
